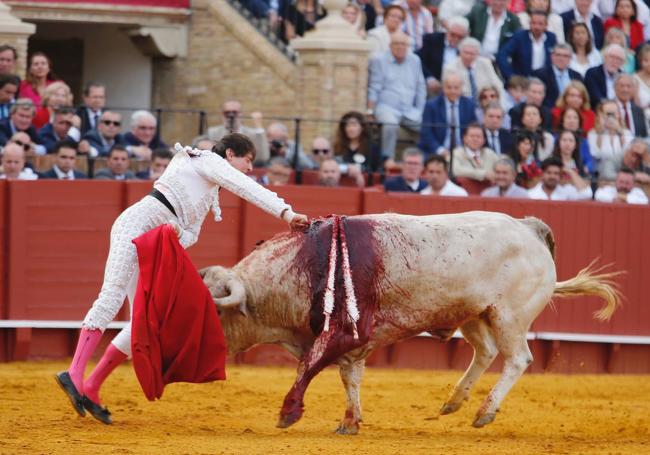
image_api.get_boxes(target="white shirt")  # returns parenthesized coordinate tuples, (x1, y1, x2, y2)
(530, 33, 547, 71)
(155, 144, 294, 248)
(0, 168, 38, 180)
(528, 182, 593, 200)
(570, 49, 602, 77)
(483, 8, 506, 57)
(594, 185, 649, 204)
(443, 39, 458, 69)
(53, 165, 75, 180)
(420, 179, 469, 196)
(605, 69, 617, 100)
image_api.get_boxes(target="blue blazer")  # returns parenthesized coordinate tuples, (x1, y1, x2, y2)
(485, 128, 514, 156)
(0, 118, 39, 146)
(496, 30, 557, 81)
(36, 123, 74, 154)
(532, 64, 583, 108)
(584, 64, 610, 108)
(418, 95, 478, 156)
(383, 176, 427, 193)
(561, 10, 604, 50)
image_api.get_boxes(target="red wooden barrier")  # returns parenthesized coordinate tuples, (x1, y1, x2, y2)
(362, 191, 650, 337)
(241, 185, 363, 255)
(1, 182, 649, 372)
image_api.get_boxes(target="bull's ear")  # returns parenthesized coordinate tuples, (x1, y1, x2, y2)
(198, 267, 209, 279)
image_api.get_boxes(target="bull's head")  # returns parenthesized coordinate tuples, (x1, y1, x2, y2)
(199, 265, 248, 316)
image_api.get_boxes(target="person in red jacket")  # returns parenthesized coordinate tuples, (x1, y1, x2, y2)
(55, 133, 309, 424)
(604, 0, 644, 50)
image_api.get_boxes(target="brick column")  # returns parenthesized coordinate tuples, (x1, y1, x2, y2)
(291, 0, 372, 145)
(0, 2, 36, 77)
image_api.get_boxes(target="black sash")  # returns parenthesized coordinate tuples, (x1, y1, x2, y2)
(149, 188, 177, 217)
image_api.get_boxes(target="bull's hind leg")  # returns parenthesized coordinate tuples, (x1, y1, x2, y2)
(472, 311, 533, 428)
(336, 357, 365, 435)
(440, 318, 498, 416)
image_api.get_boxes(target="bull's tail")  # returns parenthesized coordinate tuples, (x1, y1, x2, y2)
(553, 260, 624, 321)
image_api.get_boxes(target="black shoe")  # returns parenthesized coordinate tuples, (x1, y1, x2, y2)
(54, 371, 86, 417)
(82, 396, 112, 425)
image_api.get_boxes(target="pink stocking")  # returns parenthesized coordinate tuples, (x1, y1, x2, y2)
(84, 343, 128, 404)
(68, 328, 103, 393)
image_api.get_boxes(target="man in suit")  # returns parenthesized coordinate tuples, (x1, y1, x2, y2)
(614, 73, 648, 138)
(508, 78, 553, 129)
(0, 142, 38, 180)
(37, 106, 78, 154)
(465, 0, 521, 58)
(123, 110, 167, 161)
(82, 110, 125, 157)
(532, 43, 583, 108)
(207, 100, 269, 166)
(584, 44, 626, 108)
(482, 104, 514, 156)
(0, 99, 44, 154)
(451, 123, 499, 182)
(418, 71, 478, 157)
(94, 145, 136, 180)
(497, 11, 557, 82)
(39, 139, 88, 180)
(76, 82, 106, 135)
(443, 37, 505, 103)
(368, 31, 426, 165)
(417, 16, 469, 95)
(383, 148, 427, 192)
(560, 0, 604, 50)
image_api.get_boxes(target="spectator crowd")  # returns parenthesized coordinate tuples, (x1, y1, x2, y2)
(1, 0, 650, 205)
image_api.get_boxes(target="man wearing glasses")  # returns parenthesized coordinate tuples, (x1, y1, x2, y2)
(207, 100, 269, 166)
(37, 106, 79, 154)
(123, 110, 167, 160)
(82, 110, 125, 157)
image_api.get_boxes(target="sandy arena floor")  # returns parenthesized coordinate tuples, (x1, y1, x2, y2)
(0, 361, 648, 454)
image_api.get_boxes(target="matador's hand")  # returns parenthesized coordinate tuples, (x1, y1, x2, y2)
(289, 213, 310, 232)
(167, 221, 183, 238)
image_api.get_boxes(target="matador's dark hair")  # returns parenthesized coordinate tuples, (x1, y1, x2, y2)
(212, 132, 256, 161)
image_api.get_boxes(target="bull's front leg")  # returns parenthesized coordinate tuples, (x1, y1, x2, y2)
(335, 357, 365, 435)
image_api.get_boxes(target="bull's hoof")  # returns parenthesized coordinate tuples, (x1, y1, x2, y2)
(440, 401, 463, 415)
(472, 412, 496, 428)
(276, 410, 303, 429)
(335, 422, 359, 435)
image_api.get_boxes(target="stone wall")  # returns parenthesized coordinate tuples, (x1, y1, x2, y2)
(152, 0, 300, 145)
(152, 0, 371, 147)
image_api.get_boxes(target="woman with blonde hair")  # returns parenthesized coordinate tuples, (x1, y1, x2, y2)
(32, 81, 76, 129)
(551, 81, 595, 133)
(341, 2, 366, 38)
(18, 52, 58, 106)
(587, 100, 634, 180)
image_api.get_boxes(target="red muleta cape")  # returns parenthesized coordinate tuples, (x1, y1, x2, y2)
(131, 224, 227, 401)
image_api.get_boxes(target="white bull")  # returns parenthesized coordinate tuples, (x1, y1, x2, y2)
(201, 211, 620, 434)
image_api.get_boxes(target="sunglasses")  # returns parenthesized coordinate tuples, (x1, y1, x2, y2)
(13, 139, 31, 151)
(102, 120, 121, 127)
(223, 110, 240, 116)
(312, 148, 330, 155)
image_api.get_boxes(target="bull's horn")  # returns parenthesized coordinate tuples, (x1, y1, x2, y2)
(213, 278, 247, 316)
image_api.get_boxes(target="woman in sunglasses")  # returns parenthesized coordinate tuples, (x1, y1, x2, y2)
(587, 100, 634, 180)
(55, 133, 309, 425)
